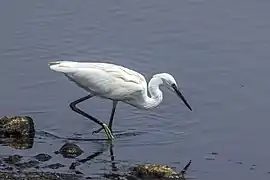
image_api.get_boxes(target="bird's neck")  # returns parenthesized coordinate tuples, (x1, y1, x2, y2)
(142, 77, 163, 109)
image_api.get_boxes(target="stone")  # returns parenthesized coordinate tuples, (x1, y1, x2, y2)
(55, 142, 83, 158)
(0, 116, 35, 137)
(3, 155, 22, 164)
(34, 154, 52, 162)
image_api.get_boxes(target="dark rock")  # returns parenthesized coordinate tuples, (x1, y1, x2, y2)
(45, 163, 65, 169)
(0, 116, 35, 137)
(130, 164, 186, 180)
(0, 136, 34, 150)
(3, 155, 22, 164)
(74, 170, 84, 175)
(3, 166, 13, 171)
(0, 171, 82, 180)
(55, 142, 83, 158)
(34, 153, 52, 162)
(69, 162, 80, 170)
(104, 162, 190, 180)
(15, 160, 40, 169)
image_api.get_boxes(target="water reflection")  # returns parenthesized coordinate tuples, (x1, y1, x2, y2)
(68, 141, 116, 171)
(0, 136, 34, 149)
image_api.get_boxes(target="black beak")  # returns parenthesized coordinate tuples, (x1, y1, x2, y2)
(172, 84, 192, 111)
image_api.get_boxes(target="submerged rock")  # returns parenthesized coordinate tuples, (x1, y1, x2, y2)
(55, 142, 84, 158)
(131, 164, 182, 179)
(45, 163, 65, 170)
(104, 161, 191, 180)
(3, 155, 22, 164)
(0, 116, 35, 137)
(0, 172, 82, 180)
(34, 153, 52, 162)
(15, 160, 40, 169)
(0, 136, 34, 149)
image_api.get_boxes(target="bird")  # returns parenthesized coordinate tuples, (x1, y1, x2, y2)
(48, 61, 192, 140)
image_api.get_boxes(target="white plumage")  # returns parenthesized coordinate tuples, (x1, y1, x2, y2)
(49, 61, 192, 140)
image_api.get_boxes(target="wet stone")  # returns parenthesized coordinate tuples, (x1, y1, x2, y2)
(0, 136, 34, 150)
(34, 153, 52, 162)
(0, 116, 35, 137)
(3, 155, 22, 164)
(15, 160, 40, 169)
(45, 163, 65, 169)
(55, 142, 83, 158)
(74, 170, 84, 175)
(69, 162, 80, 170)
(0, 172, 82, 180)
(130, 164, 185, 180)
(3, 166, 13, 171)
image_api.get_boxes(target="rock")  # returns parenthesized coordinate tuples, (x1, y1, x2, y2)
(0, 116, 35, 149)
(69, 162, 80, 170)
(104, 162, 191, 180)
(45, 163, 65, 169)
(3, 155, 22, 164)
(129, 162, 191, 180)
(0, 136, 34, 149)
(55, 142, 83, 158)
(34, 153, 52, 162)
(0, 172, 82, 180)
(15, 160, 40, 169)
(131, 164, 178, 179)
(0, 116, 35, 137)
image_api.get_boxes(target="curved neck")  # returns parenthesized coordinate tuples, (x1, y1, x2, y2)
(142, 76, 163, 109)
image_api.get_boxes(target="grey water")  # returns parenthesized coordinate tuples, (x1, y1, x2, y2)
(1, 1, 270, 179)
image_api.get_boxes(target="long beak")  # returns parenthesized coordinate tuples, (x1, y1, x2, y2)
(172, 84, 192, 111)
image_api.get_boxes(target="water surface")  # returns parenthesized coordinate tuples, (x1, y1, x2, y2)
(1, 1, 270, 179)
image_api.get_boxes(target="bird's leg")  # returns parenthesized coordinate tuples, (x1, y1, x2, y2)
(92, 101, 118, 134)
(69, 94, 114, 140)
(108, 101, 118, 130)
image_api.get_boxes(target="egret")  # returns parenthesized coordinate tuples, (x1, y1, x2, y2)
(48, 61, 192, 140)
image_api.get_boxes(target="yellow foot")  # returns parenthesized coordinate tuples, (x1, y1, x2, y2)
(102, 123, 114, 140)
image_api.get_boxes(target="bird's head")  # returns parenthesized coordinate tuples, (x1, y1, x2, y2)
(153, 73, 192, 111)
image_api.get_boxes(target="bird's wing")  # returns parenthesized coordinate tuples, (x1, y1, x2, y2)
(49, 61, 147, 100)
(85, 62, 146, 85)
(50, 61, 146, 84)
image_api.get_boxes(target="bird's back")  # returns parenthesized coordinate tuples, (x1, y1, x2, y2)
(49, 61, 147, 101)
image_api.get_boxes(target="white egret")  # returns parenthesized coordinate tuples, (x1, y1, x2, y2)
(48, 61, 192, 140)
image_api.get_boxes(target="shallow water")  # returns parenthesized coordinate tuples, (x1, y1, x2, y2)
(1, 1, 270, 179)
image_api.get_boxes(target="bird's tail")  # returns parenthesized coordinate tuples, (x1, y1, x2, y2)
(48, 61, 77, 73)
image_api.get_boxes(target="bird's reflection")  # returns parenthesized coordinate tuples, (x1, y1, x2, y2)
(68, 141, 117, 172)
(63, 130, 144, 172)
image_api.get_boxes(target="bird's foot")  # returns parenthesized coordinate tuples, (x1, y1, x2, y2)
(92, 124, 114, 140)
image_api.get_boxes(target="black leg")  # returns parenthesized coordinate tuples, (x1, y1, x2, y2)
(69, 94, 104, 127)
(92, 100, 118, 134)
(108, 101, 118, 130)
